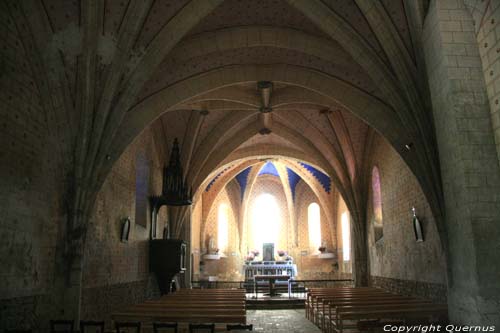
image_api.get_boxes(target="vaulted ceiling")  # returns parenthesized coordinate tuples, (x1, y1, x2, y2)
(7, 0, 442, 240)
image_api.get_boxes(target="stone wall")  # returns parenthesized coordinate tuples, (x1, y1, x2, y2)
(423, 0, 500, 324)
(80, 128, 166, 324)
(366, 135, 447, 287)
(80, 277, 159, 323)
(370, 276, 447, 303)
(0, 5, 63, 330)
(469, 1, 500, 166)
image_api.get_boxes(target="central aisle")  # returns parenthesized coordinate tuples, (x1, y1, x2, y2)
(247, 309, 321, 332)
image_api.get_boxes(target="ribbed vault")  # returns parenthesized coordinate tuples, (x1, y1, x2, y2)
(5, 0, 444, 303)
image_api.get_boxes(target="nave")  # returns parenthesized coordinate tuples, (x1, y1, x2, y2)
(2, 0, 500, 330)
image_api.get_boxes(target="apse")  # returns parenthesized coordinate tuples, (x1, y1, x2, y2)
(194, 157, 341, 282)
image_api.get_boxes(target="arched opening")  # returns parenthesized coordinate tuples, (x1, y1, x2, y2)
(372, 166, 383, 242)
(341, 212, 351, 262)
(308, 202, 321, 251)
(217, 203, 229, 253)
(250, 193, 281, 252)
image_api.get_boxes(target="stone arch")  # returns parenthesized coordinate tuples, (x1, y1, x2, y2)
(114, 65, 403, 155)
(285, 0, 444, 240)
(462, 0, 491, 32)
(108, 65, 408, 218)
(106, 64, 410, 228)
(201, 180, 240, 254)
(198, 154, 335, 250)
(193, 121, 337, 194)
(187, 110, 259, 182)
(95, 64, 445, 288)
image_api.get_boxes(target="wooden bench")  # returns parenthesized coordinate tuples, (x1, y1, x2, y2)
(333, 305, 448, 333)
(323, 298, 429, 332)
(327, 301, 439, 333)
(111, 288, 246, 328)
(305, 288, 448, 333)
(307, 288, 386, 323)
(320, 296, 422, 330)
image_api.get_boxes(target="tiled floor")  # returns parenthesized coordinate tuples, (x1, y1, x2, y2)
(246, 309, 321, 332)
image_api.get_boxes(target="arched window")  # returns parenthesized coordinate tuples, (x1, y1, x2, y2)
(218, 204, 229, 252)
(308, 203, 321, 250)
(341, 212, 351, 261)
(372, 167, 383, 241)
(251, 193, 280, 251)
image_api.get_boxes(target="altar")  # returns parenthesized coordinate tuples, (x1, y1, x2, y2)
(242, 261, 297, 280)
(253, 274, 291, 297)
(243, 260, 298, 297)
(242, 243, 298, 297)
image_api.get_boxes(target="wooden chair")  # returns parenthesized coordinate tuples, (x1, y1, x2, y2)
(188, 323, 215, 333)
(153, 323, 178, 333)
(80, 321, 105, 333)
(226, 324, 253, 331)
(115, 322, 141, 333)
(50, 320, 74, 333)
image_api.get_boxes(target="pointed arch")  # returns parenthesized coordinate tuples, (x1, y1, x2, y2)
(308, 202, 322, 250)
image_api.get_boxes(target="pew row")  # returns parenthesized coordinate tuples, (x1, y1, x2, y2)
(111, 288, 246, 328)
(305, 287, 448, 333)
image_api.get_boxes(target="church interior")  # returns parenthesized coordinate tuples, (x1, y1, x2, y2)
(1, 0, 500, 331)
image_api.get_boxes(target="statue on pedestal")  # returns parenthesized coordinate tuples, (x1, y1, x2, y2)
(208, 236, 218, 254)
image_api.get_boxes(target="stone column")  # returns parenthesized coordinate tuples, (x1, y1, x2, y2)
(423, 0, 500, 324)
(351, 210, 368, 287)
(183, 206, 193, 289)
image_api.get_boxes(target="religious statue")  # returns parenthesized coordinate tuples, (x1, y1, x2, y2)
(208, 235, 218, 254)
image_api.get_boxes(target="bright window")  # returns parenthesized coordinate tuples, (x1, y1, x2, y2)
(372, 167, 383, 241)
(251, 193, 280, 251)
(372, 167, 383, 223)
(308, 203, 321, 249)
(341, 212, 351, 261)
(218, 204, 229, 252)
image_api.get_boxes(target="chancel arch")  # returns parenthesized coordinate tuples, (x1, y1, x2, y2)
(196, 157, 336, 282)
(109, 65, 446, 273)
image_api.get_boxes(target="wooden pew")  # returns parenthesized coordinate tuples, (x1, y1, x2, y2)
(306, 287, 384, 314)
(333, 304, 448, 333)
(306, 288, 386, 323)
(320, 296, 423, 331)
(111, 288, 246, 328)
(305, 288, 447, 333)
(323, 298, 430, 332)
